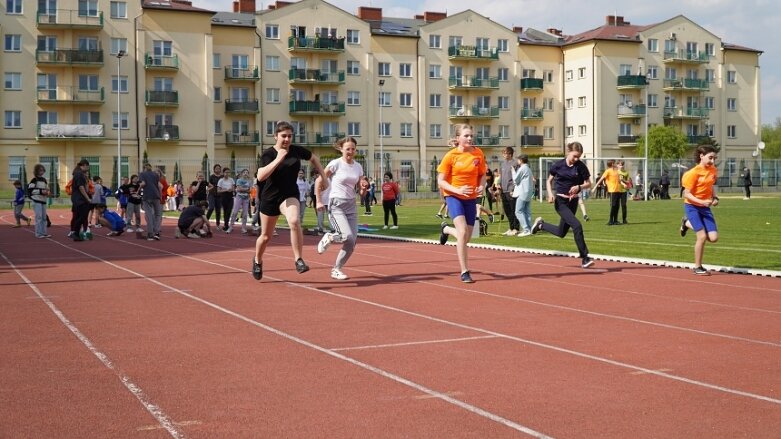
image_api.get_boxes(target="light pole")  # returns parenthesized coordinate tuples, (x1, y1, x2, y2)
(116, 49, 126, 189)
(643, 72, 650, 201)
(753, 141, 766, 186)
(378, 79, 385, 177)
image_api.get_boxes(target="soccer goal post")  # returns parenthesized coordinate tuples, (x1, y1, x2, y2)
(536, 157, 649, 202)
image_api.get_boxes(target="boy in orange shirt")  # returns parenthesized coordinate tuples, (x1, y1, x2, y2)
(679, 145, 719, 275)
(594, 160, 621, 225)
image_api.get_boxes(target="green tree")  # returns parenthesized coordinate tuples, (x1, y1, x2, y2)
(761, 117, 781, 159)
(142, 150, 149, 167)
(635, 125, 688, 159)
(201, 152, 209, 176)
(173, 161, 180, 182)
(230, 149, 236, 173)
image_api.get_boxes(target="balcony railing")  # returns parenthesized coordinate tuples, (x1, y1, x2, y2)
(144, 53, 179, 70)
(288, 101, 346, 115)
(448, 45, 499, 61)
(618, 135, 639, 144)
(448, 106, 500, 119)
(520, 134, 544, 147)
(520, 78, 544, 91)
(36, 49, 104, 66)
(36, 86, 104, 104)
(521, 108, 544, 120)
(225, 99, 260, 113)
(616, 74, 648, 88)
(663, 107, 710, 119)
(475, 136, 500, 146)
(145, 90, 179, 106)
(617, 103, 647, 117)
(663, 51, 710, 63)
(225, 131, 260, 146)
(287, 35, 345, 52)
(288, 68, 345, 84)
(37, 123, 104, 139)
(663, 78, 710, 91)
(448, 76, 499, 89)
(36, 9, 103, 29)
(687, 135, 712, 145)
(224, 66, 259, 81)
(290, 132, 346, 146)
(147, 125, 180, 141)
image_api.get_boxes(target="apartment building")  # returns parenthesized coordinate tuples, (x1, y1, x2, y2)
(1, 0, 761, 192)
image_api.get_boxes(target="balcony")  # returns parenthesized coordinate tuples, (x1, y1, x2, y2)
(475, 136, 500, 146)
(448, 45, 499, 61)
(617, 103, 646, 118)
(288, 100, 345, 116)
(290, 132, 346, 146)
(36, 49, 103, 66)
(521, 108, 544, 120)
(287, 35, 345, 52)
(147, 125, 180, 141)
(616, 74, 648, 89)
(520, 78, 544, 91)
(36, 86, 104, 104)
(36, 10, 103, 29)
(618, 135, 639, 145)
(225, 131, 260, 146)
(687, 135, 712, 145)
(448, 106, 500, 119)
(224, 66, 260, 81)
(288, 68, 345, 85)
(144, 53, 179, 70)
(663, 107, 710, 119)
(663, 51, 710, 64)
(225, 99, 260, 113)
(520, 134, 544, 147)
(448, 76, 499, 90)
(37, 123, 104, 140)
(663, 78, 709, 91)
(145, 90, 179, 107)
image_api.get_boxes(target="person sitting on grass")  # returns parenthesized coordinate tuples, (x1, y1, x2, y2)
(95, 204, 126, 237)
(176, 200, 212, 238)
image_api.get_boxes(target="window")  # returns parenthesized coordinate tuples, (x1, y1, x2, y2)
(429, 64, 441, 79)
(544, 70, 554, 82)
(265, 24, 279, 39)
(578, 96, 587, 107)
(449, 36, 462, 48)
(79, 111, 99, 124)
(705, 69, 715, 83)
(565, 98, 573, 109)
(5, 111, 21, 128)
(346, 29, 360, 44)
(265, 121, 276, 135)
(153, 40, 172, 57)
(347, 60, 360, 75)
(619, 64, 632, 76)
(476, 125, 490, 138)
(522, 69, 535, 79)
(705, 43, 715, 57)
(727, 98, 736, 111)
(579, 125, 587, 136)
(647, 66, 658, 80)
(565, 70, 573, 81)
(38, 111, 57, 124)
(566, 126, 574, 137)
(648, 94, 658, 107)
(214, 120, 222, 135)
(665, 67, 677, 80)
(213, 87, 221, 102)
(266, 88, 280, 104)
(727, 125, 736, 138)
(110, 1, 127, 18)
(498, 96, 509, 110)
(499, 125, 509, 138)
(705, 123, 715, 137)
(379, 91, 391, 107)
(476, 37, 489, 50)
(112, 112, 129, 130)
(497, 39, 508, 52)
(6, 0, 22, 14)
(8, 157, 25, 182)
(619, 123, 632, 136)
(79, 0, 98, 17)
(265, 56, 279, 71)
(4, 73, 21, 90)
(348, 122, 360, 137)
(429, 94, 441, 108)
(112, 75, 128, 93)
(347, 91, 360, 105)
(664, 95, 676, 108)
(430, 124, 442, 139)
(704, 96, 715, 109)
(497, 68, 509, 81)
(379, 122, 390, 138)
(79, 75, 99, 91)
(686, 42, 698, 56)
(429, 34, 441, 48)
(647, 38, 658, 52)
(578, 67, 586, 79)
(727, 70, 737, 84)
(542, 98, 554, 111)
(378, 62, 391, 76)
(399, 93, 412, 107)
(400, 123, 412, 138)
(399, 63, 412, 77)
(111, 38, 128, 56)
(213, 53, 221, 69)
(664, 39, 676, 53)
(475, 67, 489, 80)
(544, 126, 554, 139)
(4, 35, 22, 52)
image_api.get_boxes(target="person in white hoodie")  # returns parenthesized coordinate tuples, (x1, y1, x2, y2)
(512, 154, 535, 236)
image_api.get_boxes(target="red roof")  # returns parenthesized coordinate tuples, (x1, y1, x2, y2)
(565, 23, 654, 45)
(142, 0, 214, 14)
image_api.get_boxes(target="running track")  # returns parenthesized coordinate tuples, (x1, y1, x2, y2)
(1, 211, 779, 438)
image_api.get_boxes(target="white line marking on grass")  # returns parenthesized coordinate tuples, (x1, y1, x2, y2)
(331, 335, 499, 352)
(0, 251, 186, 439)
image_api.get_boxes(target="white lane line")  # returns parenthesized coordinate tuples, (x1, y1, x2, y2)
(0, 251, 185, 439)
(36, 240, 553, 438)
(330, 335, 500, 352)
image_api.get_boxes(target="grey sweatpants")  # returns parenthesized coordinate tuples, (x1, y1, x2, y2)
(328, 197, 358, 269)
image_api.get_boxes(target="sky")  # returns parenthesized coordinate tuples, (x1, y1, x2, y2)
(191, 0, 780, 125)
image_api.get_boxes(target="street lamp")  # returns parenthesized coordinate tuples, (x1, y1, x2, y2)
(378, 79, 385, 177)
(116, 49, 126, 188)
(643, 71, 650, 201)
(753, 141, 766, 186)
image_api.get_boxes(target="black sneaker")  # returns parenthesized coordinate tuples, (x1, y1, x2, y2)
(584, 215, 590, 221)
(693, 266, 709, 276)
(680, 217, 689, 237)
(295, 258, 309, 274)
(581, 257, 595, 268)
(435, 213, 444, 219)
(439, 222, 449, 245)
(531, 217, 544, 234)
(488, 213, 495, 223)
(153, 233, 161, 240)
(252, 258, 262, 280)
(460, 271, 474, 283)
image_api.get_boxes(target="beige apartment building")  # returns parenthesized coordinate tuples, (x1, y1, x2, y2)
(1, 0, 761, 193)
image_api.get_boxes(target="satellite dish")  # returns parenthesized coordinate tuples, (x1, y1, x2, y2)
(758, 141, 766, 150)
(752, 150, 759, 157)
(456, 108, 465, 116)
(163, 132, 170, 141)
(626, 101, 633, 107)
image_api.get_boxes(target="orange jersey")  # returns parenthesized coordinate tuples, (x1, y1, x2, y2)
(681, 164, 718, 206)
(601, 168, 621, 193)
(437, 147, 487, 200)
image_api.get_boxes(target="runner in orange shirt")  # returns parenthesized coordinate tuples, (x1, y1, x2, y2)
(679, 144, 720, 275)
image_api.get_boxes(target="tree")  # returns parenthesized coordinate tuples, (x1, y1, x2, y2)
(173, 161, 180, 182)
(230, 150, 236, 173)
(142, 150, 149, 167)
(635, 125, 688, 159)
(201, 152, 209, 176)
(761, 117, 781, 159)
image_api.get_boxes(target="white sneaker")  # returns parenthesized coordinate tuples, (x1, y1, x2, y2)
(382, 225, 388, 229)
(225, 226, 232, 234)
(390, 225, 398, 229)
(136, 227, 144, 233)
(187, 232, 201, 239)
(507, 230, 518, 236)
(331, 268, 348, 280)
(317, 233, 333, 254)
(174, 228, 182, 239)
(518, 230, 532, 237)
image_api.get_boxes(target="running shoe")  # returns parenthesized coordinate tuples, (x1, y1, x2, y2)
(295, 258, 310, 274)
(581, 257, 595, 268)
(680, 217, 689, 237)
(488, 213, 495, 223)
(435, 213, 444, 219)
(584, 215, 590, 221)
(390, 225, 398, 230)
(331, 268, 348, 280)
(693, 266, 709, 276)
(460, 271, 474, 283)
(252, 258, 262, 280)
(317, 232, 333, 254)
(439, 222, 449, 245)
(187, 232, 201, 239)
(531, 217, 544, 234)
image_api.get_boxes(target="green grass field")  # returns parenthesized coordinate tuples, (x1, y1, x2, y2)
(292, 194, 781, 272)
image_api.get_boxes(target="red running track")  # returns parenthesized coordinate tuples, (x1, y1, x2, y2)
(0, 211, 779, 438)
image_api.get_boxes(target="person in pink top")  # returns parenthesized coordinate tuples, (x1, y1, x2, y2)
(381, 171, 400, 229)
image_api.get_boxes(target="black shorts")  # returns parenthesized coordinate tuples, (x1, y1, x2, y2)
(259, 195, 297, 217)
(178, 217, 194, 234)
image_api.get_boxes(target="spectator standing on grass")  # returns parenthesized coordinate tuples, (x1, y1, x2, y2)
(12, 180, 31, 228)
(28, 164, 50, 238)
(484, 169, 496, 212)
(138, 163, 162, 240)
(381, 171, 400, 229)
(634, 171, 643, 200)
(531, 141, 595, 269)
(206, 164, 223, 229)
(659, 171, 671, 200)
(369, 177, 377, 205)
(217, 167, 235, 232)
(617, 160, 630, 223)
(359, 176, 372, 215)
(741, 166, 752, 200)
(512, 154, 534, 236)
(679, 145, 720, 276)
(594, 160, 621, 225)
(499, 147, 520, 236)
(70, 159, 92, 241)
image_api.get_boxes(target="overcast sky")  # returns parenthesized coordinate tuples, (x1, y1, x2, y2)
(192, 0, 780, 125)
